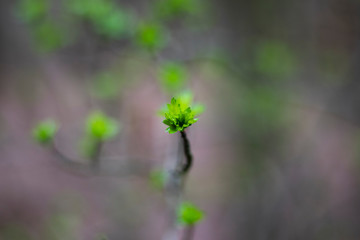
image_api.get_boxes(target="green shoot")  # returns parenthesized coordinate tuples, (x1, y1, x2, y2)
(177, 202, 204, 226)
(32, 120, 58, 145)
(162, 97, 198, 134)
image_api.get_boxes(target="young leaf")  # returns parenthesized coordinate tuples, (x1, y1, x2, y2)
(161, 93, 203, 133)
(32, 120, 58, 145)
(86, 112, 120, 141)
(177, 202, 204, 225)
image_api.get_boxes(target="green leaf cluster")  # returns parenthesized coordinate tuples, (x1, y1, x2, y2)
(177, 202, 204, 225)
(162, 97, 198, 134)
(32, 120, 58, 145)
(85, 112, 120, 141)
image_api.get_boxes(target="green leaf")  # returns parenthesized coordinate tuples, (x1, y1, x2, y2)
(86, 112, 120, 141)
(177, 202, 204, 225)
(32, 120, 58, 145)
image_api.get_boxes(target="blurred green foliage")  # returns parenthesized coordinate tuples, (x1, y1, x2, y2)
(85, 112, 120, 141)
(136, 23, 167, 51)
(154, 0, 197, 21)
(33, 20, 65, 52)
(176, 91, 205, 116)
(0, 224, 33, 240)
(16, 0, 205, 54)
(32, 120, 58, 145)
(238, 86, 288, 178)
(158, 62, 187, 92)
(91, 72, 121, 99)
(96, 234, 109, 240)
(43, 212, 79, 240)
(17, 0, 48, 23)
(255, 41, 297, 79)
(81, 112, 120, 157)
(17, 0, 67, 52)
(67, 0, 131, 39)
(149, 169, 167, 189)
(163, 97, 199, 134)
(177, 202, 204, 225)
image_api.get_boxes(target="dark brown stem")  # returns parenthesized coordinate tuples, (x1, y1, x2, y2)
(180, 131, 193, 174)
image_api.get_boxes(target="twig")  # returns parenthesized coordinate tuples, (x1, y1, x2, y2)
(50, 140, 149, 177)
(179, 131, 192, 174)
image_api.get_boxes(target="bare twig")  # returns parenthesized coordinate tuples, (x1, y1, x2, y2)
(163, 130, 194, 240)
(50, 140, 149, 177)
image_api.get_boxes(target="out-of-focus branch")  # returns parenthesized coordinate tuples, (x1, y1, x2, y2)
(163, 130, 194, 240)
(50, 140, 149, 178)
(90, 140, 102, 171)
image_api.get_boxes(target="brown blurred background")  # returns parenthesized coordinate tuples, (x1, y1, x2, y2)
(1, 0, 360, 239)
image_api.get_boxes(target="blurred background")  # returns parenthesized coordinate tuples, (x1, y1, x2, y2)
(1, 0, 360, 239)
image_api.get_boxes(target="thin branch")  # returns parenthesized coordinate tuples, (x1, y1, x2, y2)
(50, 140, 149, 177)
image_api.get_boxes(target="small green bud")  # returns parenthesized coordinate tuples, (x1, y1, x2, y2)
(86, 112, 120, 141)
(177, 202, 204, 225)
(32, 120, 58, 145)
